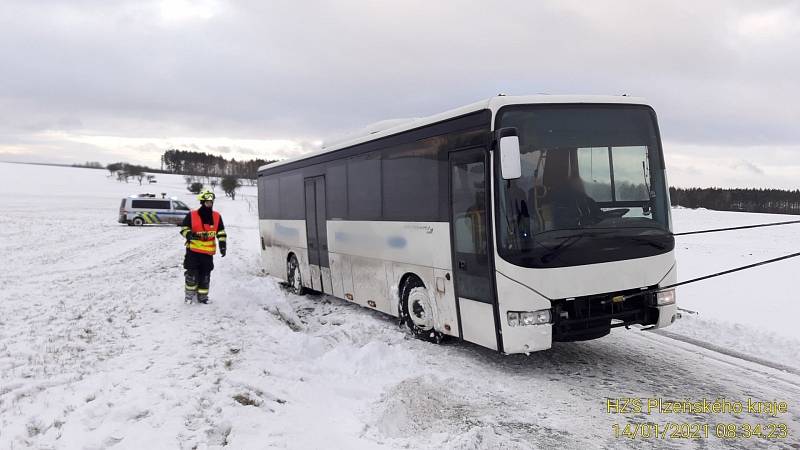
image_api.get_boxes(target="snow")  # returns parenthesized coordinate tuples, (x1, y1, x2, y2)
(667, 208, 800, 370)
(1, 161, 799, 449)
(672, 207, 800, 335)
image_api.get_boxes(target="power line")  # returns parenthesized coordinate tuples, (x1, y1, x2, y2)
(673, 219, 800, 236)
(619, 218, 800, 300)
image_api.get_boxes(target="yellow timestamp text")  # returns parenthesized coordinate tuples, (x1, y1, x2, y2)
(611, 422, 790, 440)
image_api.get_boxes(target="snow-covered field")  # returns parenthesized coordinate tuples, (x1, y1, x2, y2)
(1, 162, 799, 449)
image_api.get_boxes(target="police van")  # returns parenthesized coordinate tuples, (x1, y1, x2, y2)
(118, 194, 190, 226)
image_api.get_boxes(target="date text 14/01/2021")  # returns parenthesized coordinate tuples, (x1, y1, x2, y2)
(612, 422, 789, 440)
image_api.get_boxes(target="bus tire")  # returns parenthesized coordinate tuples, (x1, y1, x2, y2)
(400, 277, 443, 344)
(132, 217, 144, 226)
(287, 254, 305, 296)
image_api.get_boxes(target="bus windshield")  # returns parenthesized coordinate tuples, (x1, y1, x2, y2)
(495, 105, 673, 268)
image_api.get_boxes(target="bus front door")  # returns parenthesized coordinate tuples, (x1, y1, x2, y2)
(304, 176, 332, 293)
(449, 148, 499, 351)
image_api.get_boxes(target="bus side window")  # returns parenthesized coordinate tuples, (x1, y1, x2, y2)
(452, 161, 487, 256)
(454, 213, 476, 253)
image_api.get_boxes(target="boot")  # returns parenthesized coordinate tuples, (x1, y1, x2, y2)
(185, 269, 199, 304)
(185, 290, 197, 304)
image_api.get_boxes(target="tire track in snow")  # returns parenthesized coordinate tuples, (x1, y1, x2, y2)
(644, 329, 800, 388)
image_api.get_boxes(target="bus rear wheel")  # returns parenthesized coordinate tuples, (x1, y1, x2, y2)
(132, 217, 144, 226)
(286, 255, 305, 295)
(400, 277, 443, 344)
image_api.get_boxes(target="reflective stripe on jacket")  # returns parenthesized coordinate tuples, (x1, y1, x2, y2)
(188, 209, 221, 255)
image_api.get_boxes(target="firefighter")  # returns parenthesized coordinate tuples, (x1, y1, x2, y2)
(180, 190, 227, 304)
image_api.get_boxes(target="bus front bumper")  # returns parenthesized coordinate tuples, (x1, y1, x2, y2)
(502, 323, 553, 354)
(550, 288, 676, 342)
(498, 287, 678, 354)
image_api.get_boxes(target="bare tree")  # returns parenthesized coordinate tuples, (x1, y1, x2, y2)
(127, 165, 145, 185)
(188, 182, 204, 194)
(221, 176, 241, 200)
(106, 162, 124, 177)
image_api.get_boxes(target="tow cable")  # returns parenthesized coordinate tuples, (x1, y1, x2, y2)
(622, 219, 800, 301)
(672, 218, 800, 236)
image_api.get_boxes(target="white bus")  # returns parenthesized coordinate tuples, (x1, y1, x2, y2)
(257, 95, 677, 354)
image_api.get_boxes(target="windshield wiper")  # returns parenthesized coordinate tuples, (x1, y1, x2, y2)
(537, 230, 667, 264)
(540, 235, 583, 264)
(538, 232, 604, 263)
(627, 235, 668, 250)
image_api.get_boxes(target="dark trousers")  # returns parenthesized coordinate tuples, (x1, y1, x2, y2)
(184, 251, 214, 300)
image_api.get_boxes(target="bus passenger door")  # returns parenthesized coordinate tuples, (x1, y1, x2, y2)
(304, 176, 331, 293)
(449, 148, 499, 351)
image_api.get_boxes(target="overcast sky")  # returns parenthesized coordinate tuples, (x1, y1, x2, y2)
(1, 0, 799, 188)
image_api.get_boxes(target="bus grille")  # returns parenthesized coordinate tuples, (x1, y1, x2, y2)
(551, 287, 659, 342)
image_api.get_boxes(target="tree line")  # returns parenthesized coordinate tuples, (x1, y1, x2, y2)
(670, 187, 800, 215)
(106, 162, 156, 185)
(72, 161, 104, 169)
(104, 148, 277, 199)
(160, 149, 275, 179)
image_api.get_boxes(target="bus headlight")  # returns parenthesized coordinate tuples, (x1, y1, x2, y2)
(656, 289, 676, 306)
(507, 310, 551, 327)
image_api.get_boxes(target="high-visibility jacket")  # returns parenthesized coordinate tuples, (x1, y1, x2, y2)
(188, 209, 221, 255)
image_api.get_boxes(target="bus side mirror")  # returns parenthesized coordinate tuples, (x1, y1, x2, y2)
(497, 127, 521, 180)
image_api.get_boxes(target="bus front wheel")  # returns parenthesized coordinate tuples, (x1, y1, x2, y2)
(400, 277, 443, 344)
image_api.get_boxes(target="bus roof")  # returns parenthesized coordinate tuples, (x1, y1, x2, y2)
(258, 94, 649, 172)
